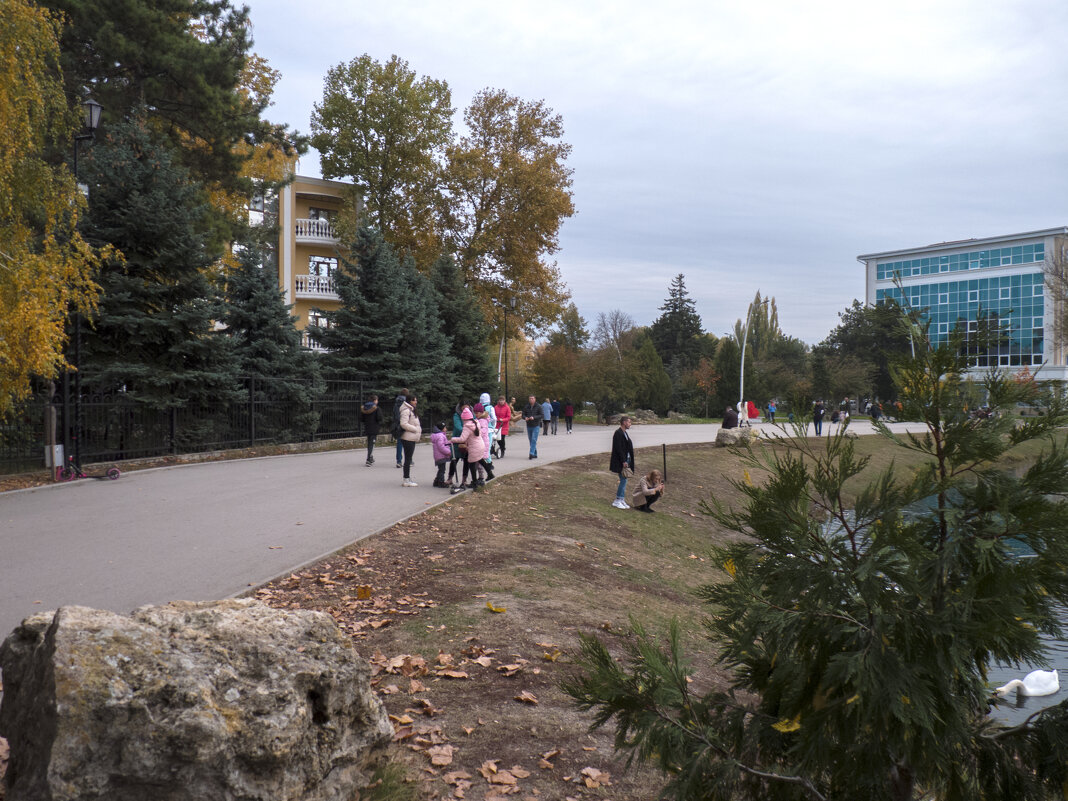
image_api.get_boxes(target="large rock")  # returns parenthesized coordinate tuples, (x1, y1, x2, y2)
(0, 599, 391, 801)
(715, 427, 757, 447)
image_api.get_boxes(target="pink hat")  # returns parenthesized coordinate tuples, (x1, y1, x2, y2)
(461, 408, 474, 420)
(473, 403, 484, 412)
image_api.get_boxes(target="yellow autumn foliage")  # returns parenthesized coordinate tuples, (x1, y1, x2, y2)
(0, 0, 102, 414)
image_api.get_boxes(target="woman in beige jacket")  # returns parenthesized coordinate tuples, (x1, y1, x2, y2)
(399, 395, 422, 487)
(631, 469, 665, 513)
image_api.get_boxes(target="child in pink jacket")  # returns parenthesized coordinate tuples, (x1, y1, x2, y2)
(431, 422, 451, 488)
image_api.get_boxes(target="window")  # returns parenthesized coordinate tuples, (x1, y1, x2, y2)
(939, 293, 949, 304)
(308, 207, 337, 221)
(968, 290, 979, 302)
(309, 255, 338, 276)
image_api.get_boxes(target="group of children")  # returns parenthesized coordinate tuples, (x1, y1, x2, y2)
(431, 396, 498, 493)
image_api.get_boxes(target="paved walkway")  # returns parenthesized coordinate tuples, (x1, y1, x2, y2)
(0, 419, 918, 637)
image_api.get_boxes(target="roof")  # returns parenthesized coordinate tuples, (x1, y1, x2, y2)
(857, 227, 1068, 263)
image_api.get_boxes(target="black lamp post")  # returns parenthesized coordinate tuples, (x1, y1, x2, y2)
(503, 296, 517, 401)
(66, 97, 102, 470)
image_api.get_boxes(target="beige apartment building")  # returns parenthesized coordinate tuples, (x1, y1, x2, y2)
(274, 173, 354, 349)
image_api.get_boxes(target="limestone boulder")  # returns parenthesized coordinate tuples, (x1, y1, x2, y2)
(0, 599, 391, 801)
(715, 427, 757, 447)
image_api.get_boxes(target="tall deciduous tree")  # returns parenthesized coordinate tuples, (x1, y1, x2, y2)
(817, 299, 914, 402)
(0, 0, 100, 413)
(443, 88, 574, 331)
(79, 117, 237, 406)
(567, 333, 1068, 801)
(650, 274, 704, 370)
(311, 54, 453, 265)
(548, 303, 589, 351)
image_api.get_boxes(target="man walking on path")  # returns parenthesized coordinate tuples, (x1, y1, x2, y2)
(550, 399, 561, 434)
(541, 398, 552, 435)
(523, 396, 543, 459)
(609, 416, 635, 509)
(813, 400, 826, 436)
(361, 395, 382, 466)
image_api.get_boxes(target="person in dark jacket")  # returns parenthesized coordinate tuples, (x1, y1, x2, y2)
(522, 395, 543, 459)
(813, 400, 826, 436)
(609, 416, 635, 509)
(722, 406, 739, 429)
(361, 395, 382, 466)
(391, 389, 409, 468)
(550, 399, 561, 434)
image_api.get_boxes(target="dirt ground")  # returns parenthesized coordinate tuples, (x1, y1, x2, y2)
(252, 444, 752, 800)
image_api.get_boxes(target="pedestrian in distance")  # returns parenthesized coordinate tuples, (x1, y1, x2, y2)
(631, 468, 665, 513)
(494, 396, 512, 457)
(391, 388, 409, 468)
(563, 399, 574, 433)
(541, 398, 552, 435)
(550, 398, 561, 434)
(399, 394, 421, 486)
(722, 405, 739, 429)
(431, 422, 451, 487)
(361, 395, 382, 466)
(737, 401, 749, 428)
(813, 400, 826, 436)
(523, 395, 543, 459)
(767, 399, 777, 424)
(609, 415, 635, 509)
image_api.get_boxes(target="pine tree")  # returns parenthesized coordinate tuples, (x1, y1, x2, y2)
(632, 333, 672, 415)
(565, 326, 1068, 801)
(430, 254, 492, 401)
(79, 117, 237, 407)
(222, 226, 322, 440)
(312, 228, 457, 405)
(650, 273, 704, 370)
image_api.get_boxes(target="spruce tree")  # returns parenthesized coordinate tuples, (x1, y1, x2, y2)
(222, 226, 322, 440)
(650, 273, 704, 370)
(79, 117, 237, 407)
(632, 333, 672, 415)
(566, 328, 1068, 800)
(312, 228, 457, 404)
(430, 254, 492, 400)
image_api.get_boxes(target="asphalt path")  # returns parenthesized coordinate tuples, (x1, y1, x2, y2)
(0, 419, 918, 638)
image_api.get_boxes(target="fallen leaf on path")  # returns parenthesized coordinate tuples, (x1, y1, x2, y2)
(514, 691, 538, 705)
(486, 601, 507, 613)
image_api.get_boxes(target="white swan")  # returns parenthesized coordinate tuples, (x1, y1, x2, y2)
(995, 669, 1059, 697)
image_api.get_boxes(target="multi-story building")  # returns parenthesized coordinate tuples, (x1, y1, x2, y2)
(274, 173, 356, 350)
(858, 228, 1068, 381)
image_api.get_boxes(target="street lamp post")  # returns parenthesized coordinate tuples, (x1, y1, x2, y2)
(739, 297, 769, 409)
(66, 97, 103, 470)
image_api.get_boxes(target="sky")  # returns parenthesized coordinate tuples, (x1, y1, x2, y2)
(243, 0, 1068, 344)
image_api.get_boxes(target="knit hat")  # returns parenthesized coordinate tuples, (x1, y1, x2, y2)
(461, 408, 474, 420)
(473, 403, 484, 413)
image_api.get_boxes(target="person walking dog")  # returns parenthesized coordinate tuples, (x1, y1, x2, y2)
(609, 416, 635, 509)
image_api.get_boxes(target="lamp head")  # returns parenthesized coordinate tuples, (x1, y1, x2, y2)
(82, 97, 102, 131)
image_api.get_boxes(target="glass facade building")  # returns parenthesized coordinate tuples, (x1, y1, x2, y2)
(858, 229, 1068, 377)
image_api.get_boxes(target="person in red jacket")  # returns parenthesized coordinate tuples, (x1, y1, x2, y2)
(493, 396, 512, 457)
(563, 399, 575, 433)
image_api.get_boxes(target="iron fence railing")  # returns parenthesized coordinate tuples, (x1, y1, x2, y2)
(0, 375, 404, 475)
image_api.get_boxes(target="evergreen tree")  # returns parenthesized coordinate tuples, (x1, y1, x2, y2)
(311, 228, 457, 403)
(650, 273, 704, 370)
(632, 333, 672, 415)
(222, 226, 322, 440)
(566, 329, 1068, 801)
(79, 117, 237, 407)
(430, 254, 493, 400)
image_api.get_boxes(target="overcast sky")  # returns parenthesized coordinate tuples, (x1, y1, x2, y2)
(244, 0, 1068, 344)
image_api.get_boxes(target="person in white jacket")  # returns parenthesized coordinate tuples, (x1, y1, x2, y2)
(399, 395, 422, 487)
(479, 392, 497, 428)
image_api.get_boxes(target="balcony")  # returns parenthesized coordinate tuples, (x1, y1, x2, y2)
(294, 274, 338, 300)
(301, 330, 329, 352)
(294, 218, 338, 245)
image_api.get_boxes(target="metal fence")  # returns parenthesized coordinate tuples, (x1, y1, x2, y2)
(0, 375, 393, 475)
